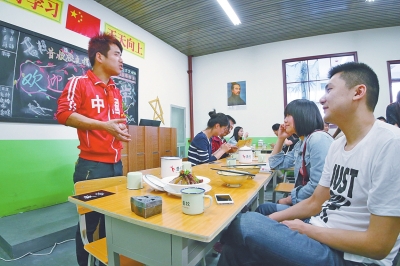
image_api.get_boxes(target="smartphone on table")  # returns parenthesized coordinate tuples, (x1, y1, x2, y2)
(215, 194, 234, 204)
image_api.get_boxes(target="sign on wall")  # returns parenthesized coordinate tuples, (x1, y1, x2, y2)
(2, 0, 63, 22)
(0, 21, 139, 125)
(105, 23, 145, 58)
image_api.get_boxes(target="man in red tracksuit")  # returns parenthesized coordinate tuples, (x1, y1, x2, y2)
(56, 33, 131, 266)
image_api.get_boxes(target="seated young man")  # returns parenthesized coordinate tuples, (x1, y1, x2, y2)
(217, 62, 400, 266)
(211, 115, 237, 157)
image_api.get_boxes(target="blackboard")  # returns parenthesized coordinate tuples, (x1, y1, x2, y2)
(0, 21, 138, 125)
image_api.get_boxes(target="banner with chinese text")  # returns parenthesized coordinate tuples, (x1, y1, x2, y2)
(105, 23, 145, 59)
(2, 0, 63, 22)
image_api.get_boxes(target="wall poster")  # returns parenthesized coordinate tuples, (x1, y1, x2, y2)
(227, 80, 246, 106)
(0, 20, 139, 125)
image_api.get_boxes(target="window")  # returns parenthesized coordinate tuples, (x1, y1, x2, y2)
(282, 52, 357, 117)
(387, 60, 400, 103)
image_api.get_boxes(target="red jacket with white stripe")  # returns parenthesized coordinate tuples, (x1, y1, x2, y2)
(56, 70, 125, 163)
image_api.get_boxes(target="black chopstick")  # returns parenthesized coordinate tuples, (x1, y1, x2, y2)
(221, 163, 265, 167)
(210, 168, 256, 176)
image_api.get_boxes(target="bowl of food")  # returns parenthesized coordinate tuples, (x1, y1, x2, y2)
(161, 170, 211, 194)
(217, 170, 250, 187)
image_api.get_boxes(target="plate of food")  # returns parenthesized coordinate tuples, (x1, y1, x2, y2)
(161, 170, 211, 190)
(163, 183, 212, 197)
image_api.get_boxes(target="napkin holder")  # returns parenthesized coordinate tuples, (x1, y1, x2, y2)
(131, 195, 162, 218)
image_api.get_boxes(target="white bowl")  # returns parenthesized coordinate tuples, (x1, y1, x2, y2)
(161, 175, 211, 193)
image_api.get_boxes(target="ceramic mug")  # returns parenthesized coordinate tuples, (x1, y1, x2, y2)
(161, 157, 182, 178)
(181, 187, 212, 215)
(227, 158, 236, 167)
(258, 154, 266, 163)
(238, 146, 253, 164)
(182, 161, 192, 172)
(127, 172, 143, 190)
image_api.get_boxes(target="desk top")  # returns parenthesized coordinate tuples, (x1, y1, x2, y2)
(68, 159, 271, 242)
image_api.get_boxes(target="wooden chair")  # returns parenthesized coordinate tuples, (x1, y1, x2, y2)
(273, 169, 295, 203)
(74, 176, 143, 266)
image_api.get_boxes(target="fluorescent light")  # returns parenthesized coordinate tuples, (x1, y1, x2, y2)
(217, 0, 241, 25)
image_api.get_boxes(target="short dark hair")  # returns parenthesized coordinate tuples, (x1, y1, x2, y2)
(88, 33, 123, 67)
(231, 126, 243, 142)
(284, 99, 324, 137)
(328, 62, 379, 111)
(207, 109, 229, 128)
(231, 82, 240, 90)
(226, 115, 236, 125)
(272, 123, 280, 131)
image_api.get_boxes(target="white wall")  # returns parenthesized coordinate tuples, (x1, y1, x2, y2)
(1, 1, 399, 140)
(192, 26, 400, 137)
(0, 0, 189, 140)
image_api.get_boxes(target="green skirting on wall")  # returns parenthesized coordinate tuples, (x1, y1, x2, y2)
(0, 139, 80, 217)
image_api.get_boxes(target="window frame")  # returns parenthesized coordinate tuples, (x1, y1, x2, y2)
(282, 52, 358, 107)
(387, 60, 400, 103)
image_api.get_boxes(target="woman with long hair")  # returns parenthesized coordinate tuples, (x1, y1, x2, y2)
(228, 126, 248, 145)
(188, 110, 232, 166)
(386, 91, 400, 127)
(256, 99, 333, 215)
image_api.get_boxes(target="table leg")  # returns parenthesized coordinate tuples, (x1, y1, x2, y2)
(271, 170, 278, 203)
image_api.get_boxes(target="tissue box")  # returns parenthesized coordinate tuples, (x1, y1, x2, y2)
(131, 196, 162, 218)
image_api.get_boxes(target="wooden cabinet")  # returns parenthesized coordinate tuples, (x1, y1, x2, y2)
(127, 125, 146, 171)
(145, 126, 160, 169)
(159, 127, 177, 158)
(122, 126, 177, 172)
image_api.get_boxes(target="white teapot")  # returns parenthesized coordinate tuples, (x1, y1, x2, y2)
(238, 146, 253, 164)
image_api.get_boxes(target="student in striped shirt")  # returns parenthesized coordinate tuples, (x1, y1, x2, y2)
(188, 110, 232, 166)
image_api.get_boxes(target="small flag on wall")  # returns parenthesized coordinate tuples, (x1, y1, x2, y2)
(65, 4, 100, 38)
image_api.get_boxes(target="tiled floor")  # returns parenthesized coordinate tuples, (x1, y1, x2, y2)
(0, 184, 277, 266)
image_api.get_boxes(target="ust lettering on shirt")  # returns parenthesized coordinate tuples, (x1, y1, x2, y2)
(319, 164, 359, 223)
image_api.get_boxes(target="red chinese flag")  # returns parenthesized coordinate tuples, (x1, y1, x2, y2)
(66, 4, 100, 38)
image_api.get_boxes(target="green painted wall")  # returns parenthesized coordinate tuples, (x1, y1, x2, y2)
(184, 136, 278, 157)
(0, 140, 79, 217)
(1, 136, 277, 217)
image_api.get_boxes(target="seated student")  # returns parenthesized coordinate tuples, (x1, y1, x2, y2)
(256, 99, 333, 215)
(211, 115, 237, 157)
(228, 126, 248, 145)
(271, 123, 299, 153)
(217, 62, 400, 266)
(386, 91, 400, 127)
(188, 110, 231, 166)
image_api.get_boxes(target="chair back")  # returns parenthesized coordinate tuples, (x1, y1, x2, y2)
(74, 176, 127, 215)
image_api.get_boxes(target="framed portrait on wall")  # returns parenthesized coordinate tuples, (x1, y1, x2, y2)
(227, 81, 246, 106)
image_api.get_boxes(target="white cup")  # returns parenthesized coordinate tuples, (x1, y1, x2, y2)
(161, 157, 182, 178)
(127, 172, 143, 190)
(255, 150, 261, 158)
(182, 161, 192, 172)
(181, 187, 212, 215)
(227, 158, 236, 167)
(258, 154, 266, 163)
